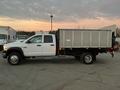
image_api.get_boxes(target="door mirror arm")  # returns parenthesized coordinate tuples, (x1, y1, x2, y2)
(26, 40, 31, 44)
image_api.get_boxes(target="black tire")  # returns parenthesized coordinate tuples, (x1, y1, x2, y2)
(8, 52, 23, 65)
(81, 53, 95, 64)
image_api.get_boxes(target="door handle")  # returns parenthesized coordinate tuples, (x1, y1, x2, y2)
(23, 47, 27, 48)
(37, 45, 42, 46)
(50, 44, 54, 46)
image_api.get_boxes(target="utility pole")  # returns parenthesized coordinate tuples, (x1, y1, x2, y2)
(50, 15, 53, 31)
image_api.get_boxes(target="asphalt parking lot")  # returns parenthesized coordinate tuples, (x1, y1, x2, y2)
(0, 52, 120, 90)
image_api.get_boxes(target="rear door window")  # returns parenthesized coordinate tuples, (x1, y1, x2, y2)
(44, 35, 53, 43)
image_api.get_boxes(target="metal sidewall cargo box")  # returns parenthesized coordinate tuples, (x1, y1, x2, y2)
(59, 29, 112, 48)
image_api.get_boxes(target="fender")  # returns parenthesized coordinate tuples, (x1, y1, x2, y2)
(6, 47, 24, 57)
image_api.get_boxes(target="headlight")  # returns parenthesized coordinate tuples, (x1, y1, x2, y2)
(3, 45, 8, 51)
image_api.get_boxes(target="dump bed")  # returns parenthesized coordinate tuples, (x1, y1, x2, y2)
(59, 29, 112, 48)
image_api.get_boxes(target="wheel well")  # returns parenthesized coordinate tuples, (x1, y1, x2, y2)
(6, 48, 24, 58)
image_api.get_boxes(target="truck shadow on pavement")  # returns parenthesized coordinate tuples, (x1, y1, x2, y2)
(24, 58, 78, 65)
(23, 57, 107, 65)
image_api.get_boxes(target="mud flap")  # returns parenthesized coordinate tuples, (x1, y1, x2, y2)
(108, 48, 114, 58)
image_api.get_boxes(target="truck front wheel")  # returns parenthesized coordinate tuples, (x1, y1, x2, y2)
(81, 53, 95, 64)
(8, 52, 23, 65)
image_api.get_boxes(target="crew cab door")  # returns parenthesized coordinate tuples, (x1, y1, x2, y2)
(42, 35, 56, 56)
(23, 35, 43, 56)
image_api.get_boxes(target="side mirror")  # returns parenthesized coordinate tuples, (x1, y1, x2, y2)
(26, 40, 31, 44)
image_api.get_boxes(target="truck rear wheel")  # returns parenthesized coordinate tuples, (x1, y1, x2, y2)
(8, 52, 23, 65)
(81, 53, 95, 64)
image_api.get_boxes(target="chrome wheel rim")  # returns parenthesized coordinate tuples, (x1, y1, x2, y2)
(84, 55, 92, 63)
(10, 55, 19, 64)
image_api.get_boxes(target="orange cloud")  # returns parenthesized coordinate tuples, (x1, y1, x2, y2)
(0, 17, 120, 31)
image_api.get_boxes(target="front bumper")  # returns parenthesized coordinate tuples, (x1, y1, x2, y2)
(2, 51, 7, 58)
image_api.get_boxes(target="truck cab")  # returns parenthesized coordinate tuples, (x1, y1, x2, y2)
(3, 34, 56, 65)
(23, 34, 56, 56)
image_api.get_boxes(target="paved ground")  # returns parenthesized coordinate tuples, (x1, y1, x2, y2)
(0, 52, 120, 90)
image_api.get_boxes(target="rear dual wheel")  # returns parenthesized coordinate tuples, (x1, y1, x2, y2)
(81, 53, 96, 64)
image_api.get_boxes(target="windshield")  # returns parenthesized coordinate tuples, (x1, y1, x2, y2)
(0, 34, 7, 39)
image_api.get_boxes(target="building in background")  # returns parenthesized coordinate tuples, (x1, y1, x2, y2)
(16, 31, 35, 42)
(0, 26, 16, 50)
(35, 31, 49, 35)
(16, 35, 28, 42)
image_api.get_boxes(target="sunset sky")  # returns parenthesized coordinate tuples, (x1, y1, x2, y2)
(0, 0, 120, 31)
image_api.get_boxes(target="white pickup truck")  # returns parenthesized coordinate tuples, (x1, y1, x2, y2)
(2, 29, 116, 65)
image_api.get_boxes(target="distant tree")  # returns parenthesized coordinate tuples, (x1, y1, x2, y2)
(17, 31, 35, 37)
(49, 31, 56, 34)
